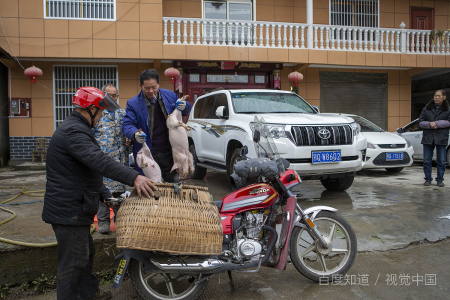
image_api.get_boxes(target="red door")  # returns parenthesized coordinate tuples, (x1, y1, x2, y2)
(410, 7, 434, 30)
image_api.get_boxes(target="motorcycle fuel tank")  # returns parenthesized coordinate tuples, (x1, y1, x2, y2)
(220, 183, 279, 214)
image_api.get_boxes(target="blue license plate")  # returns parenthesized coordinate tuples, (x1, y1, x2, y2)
(312, 151, 341, 164)
(386, 152, 403, 161)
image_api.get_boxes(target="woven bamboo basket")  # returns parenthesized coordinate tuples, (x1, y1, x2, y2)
(115, 183, 223, 255)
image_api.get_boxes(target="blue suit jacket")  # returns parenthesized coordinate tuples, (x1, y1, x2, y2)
(122, 89, 192, 175)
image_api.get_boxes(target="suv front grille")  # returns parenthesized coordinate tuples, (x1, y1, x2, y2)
(377, 144, 406, 149)
(290, 125, 353, 146)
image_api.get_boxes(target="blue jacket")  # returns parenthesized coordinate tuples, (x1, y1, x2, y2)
(122, 89, 192, 175)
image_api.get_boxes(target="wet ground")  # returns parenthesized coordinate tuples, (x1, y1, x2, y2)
(1, 163, 450, 299)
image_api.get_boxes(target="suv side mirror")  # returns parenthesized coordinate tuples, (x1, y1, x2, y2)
(215, 106, 228, 119)
(312, 105, 320, 113)
(253, 130, 260, 143)
(396, 127, 404, 133)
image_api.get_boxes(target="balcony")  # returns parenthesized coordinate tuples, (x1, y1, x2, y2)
(163, 17, 450, 55)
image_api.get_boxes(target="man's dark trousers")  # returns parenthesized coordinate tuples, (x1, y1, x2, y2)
(423, 143, 447, 182)
(52, 224, 98, 300)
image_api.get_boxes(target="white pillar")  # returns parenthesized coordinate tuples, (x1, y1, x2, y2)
(307, 0, 314, 49)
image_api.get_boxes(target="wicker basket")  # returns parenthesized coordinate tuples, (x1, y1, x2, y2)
(115, 183, 223, 255)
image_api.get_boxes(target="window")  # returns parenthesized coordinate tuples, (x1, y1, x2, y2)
(255, 75, 265, 84)
(403, 120, 422, 132)
(351, 115, 383, 132)
(53, 65, 118, 128)
(211, 93, 229, 118)
(231, 92, 315, 114)
(203, 0, 253, 44)
(189, 74, 200, 82)
(45, 0, 116, 20)
(197, 95, 217, 119)
(330, 0, 379, 28)
(207, 74, 248, 83)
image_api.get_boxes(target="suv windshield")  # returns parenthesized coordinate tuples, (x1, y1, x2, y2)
(231, 92, 315, 114)
(351, 115, 384, 132)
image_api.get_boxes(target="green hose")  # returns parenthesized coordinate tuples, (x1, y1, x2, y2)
(0, 185, 96, 247)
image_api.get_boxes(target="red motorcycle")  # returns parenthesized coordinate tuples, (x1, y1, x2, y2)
(111, 117, 357, 300)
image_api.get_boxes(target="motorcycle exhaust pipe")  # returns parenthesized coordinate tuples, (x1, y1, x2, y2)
(151, 259, 225, 271)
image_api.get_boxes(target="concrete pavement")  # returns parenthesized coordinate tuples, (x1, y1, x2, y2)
(1, 163, 449, 299)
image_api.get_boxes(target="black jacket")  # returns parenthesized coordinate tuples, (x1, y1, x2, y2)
(42, 111, 140, 226)
(419, 99, 450, 146)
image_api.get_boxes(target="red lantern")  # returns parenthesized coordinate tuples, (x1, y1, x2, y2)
(164, 67, 180, 84)
(24, 66, 43, 83)
(288, 71, 303, 87)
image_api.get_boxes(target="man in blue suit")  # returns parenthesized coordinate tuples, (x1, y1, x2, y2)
(122, 69, 192, 183)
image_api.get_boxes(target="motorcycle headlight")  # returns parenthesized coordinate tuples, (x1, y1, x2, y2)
(367, 142, 376, 149)
(406, 140, 412, 148)
(350, 122, 361, 136)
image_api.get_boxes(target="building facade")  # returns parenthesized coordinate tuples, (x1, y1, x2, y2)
(0, 0, 449, 161)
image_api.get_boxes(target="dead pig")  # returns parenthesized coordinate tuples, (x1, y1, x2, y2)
(137, 139, 162, 183)
(166, 95, 194, 178)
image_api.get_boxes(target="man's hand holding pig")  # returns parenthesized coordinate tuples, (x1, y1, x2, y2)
(176, 99, 186, 111)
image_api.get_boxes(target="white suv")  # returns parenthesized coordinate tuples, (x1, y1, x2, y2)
(187, 89, 367, 191)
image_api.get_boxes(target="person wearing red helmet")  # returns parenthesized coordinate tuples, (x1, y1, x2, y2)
(42, 86, 157, 300)
(72, 86, 121, 128)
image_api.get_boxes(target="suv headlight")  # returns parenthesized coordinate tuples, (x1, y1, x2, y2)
(267, 124, 287, 139)
(249, 123, 287, 139)
(350, 122, 360, 136)
(367, 142, 376, 149)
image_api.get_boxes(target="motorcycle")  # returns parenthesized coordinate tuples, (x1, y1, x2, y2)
(109, 117, 357, 300)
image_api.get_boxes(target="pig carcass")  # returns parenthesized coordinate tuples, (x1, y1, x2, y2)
(167, 95, 194, 178)
(137, 140, 162, 183)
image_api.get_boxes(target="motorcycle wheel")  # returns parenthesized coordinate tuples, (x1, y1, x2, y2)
(130, 259, 209, 300)
(289, 211, 357, 282)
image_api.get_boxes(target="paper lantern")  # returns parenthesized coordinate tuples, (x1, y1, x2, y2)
(24, 66, 43, 83)
(164, 67, 180, 84)
(288, 71, 303, 87)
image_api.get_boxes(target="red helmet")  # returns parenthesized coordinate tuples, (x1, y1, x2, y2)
(73, 86, 120, 111)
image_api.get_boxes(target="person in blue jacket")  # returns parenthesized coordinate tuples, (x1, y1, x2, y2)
(122, 69, 192, 182)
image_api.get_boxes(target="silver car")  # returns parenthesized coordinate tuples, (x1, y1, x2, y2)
(395, 118, 450, 164)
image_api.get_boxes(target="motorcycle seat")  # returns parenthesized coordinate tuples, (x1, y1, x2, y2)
(213, 200, 223, 211)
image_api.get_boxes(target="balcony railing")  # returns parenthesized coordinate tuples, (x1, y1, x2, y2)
(163, 17, 450, 55)
(163, 18, 307, 48)
(311, 25, 450, 54)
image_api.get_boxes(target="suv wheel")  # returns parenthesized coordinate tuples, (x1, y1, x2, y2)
(320, 175, 354, 191)
(189, 144, 207, 180)
(227, 148, 244, 181)
(227, 148, 259, 188)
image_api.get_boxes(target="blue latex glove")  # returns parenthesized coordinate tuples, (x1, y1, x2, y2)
(135, 131, 147, 143)
(176, 100, 186, 111)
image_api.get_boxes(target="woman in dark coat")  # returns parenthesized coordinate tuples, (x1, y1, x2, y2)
(418, 90, 450, 187)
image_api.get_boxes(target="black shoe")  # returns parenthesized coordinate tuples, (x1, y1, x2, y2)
(424, 180, 432, 186)
(437, 181, 444, 187)
(98, 222, 110, 234)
